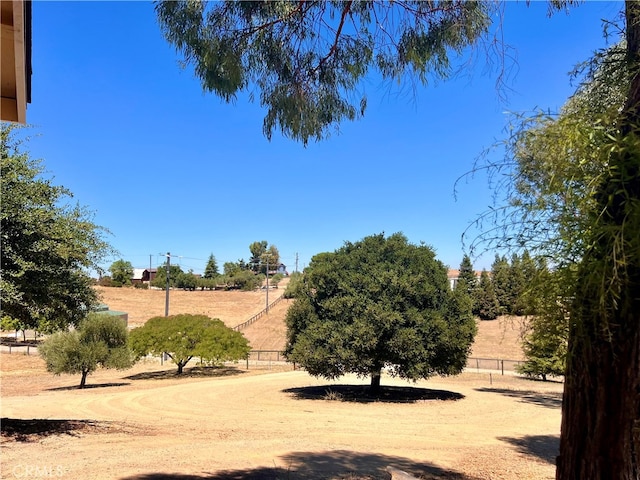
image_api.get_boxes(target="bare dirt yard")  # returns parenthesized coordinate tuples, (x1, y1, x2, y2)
(1, 286, 560, 480)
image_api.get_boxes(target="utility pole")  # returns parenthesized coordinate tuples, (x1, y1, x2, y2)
(295, 252, 299, 273)
(263, 253, 272, 312)
(165, 252, 170, 317)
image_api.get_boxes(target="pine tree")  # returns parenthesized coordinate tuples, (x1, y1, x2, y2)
(473, 270, 499, 320)
(203, 254, 219, 279)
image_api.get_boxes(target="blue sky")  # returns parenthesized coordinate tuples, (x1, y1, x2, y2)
(24, 1, 623, 275)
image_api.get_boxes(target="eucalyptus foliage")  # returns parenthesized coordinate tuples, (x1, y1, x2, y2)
(129, 314, 250, 374)
(1, 124, 112, 331)
(39, 313, 133, 388)
(284, 233, 476, 393)
(156, 0, 493, 144)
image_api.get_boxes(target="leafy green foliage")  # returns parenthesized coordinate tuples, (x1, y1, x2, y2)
(150, 265, 184, 289)
(516, 268, 569, 381)
(284, 233, 476, 392)
(176, 270, 198, 291)
(283, 271, 304, 299)
(129, 314, 250, 374)
(38, 313, 133, 388)
(1, 124, 112, 330)
(270, 273, 284, 287)
(155, 1, 493, 144)
(108, 259, 134, 286)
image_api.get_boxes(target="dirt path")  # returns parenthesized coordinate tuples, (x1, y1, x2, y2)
(1, 351, 561, 480)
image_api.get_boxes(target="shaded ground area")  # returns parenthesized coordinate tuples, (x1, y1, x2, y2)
(119, 450, 482, 479)
(475, 387, 562, 409)
(498, 434, 560, 465)
(125, 365, 247, 381)
(283, 384, 464, 403)
(1, 418, 106, 442)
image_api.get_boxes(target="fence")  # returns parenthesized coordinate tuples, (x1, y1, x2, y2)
(0, 342, 38, 355)
(466, 357, 522, 375)
(232, 296, 287, 331)
(238, 349, 294, 370)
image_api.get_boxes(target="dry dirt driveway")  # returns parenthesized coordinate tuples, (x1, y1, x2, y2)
(1, 355, 561, 480)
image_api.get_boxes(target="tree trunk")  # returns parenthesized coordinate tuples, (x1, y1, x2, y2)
(557, 4, 640, 477)
(369, 370, 382, 395)
(177, 362, 184, 375)
(79, 370, 88, 389)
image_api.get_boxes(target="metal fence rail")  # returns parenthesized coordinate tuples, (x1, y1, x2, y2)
(232, 296, 286, 331)
(466, 357, 522, 374)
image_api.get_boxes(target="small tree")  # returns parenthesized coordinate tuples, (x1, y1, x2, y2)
(150, 265, 184, 289)
(285, 233, 476, 394)
(108, 259, 134, 287)
(129, 314, 250, 374)
(517, 266, 569, 381)
(176, 270, 198, 291)
(283, 271, 304, 299)
(39, 313, 133, 388)
(270, 273, 284, 288)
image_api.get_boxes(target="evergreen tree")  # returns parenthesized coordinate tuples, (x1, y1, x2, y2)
(458, 254, 477, 295)
(473, 270, 499, 321)
(490, 254, 510, 315)
(203, 254, 219, 279)
(517, 268, 569, 381)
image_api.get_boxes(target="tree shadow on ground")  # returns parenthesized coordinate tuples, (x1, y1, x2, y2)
(125, 366, 246, 381)
(282, 384, 464, 404)
(498, 434, 560, 464)
(119, 449, 482, 479)
(0, 418, 108, 442)
(474, 387, 562, 409)
(47, 382, 130, 391)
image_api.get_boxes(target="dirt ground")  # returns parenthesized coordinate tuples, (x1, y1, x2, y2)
(1, 286, 559, 480)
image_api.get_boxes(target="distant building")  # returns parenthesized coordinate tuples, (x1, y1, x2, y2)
(447, 269, 483, 290)
(131, 268, 157, 284)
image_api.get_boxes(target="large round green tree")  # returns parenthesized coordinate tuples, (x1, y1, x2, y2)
(284, 233, 476, 394)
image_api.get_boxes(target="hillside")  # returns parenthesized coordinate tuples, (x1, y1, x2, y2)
(97, 283, 524, 359)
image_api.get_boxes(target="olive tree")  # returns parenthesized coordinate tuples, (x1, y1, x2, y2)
(284, 233, 476, 394)
(39, 313, 133, 388)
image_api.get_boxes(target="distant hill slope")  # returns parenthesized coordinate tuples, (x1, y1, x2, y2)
(96, 281, 523, 359)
